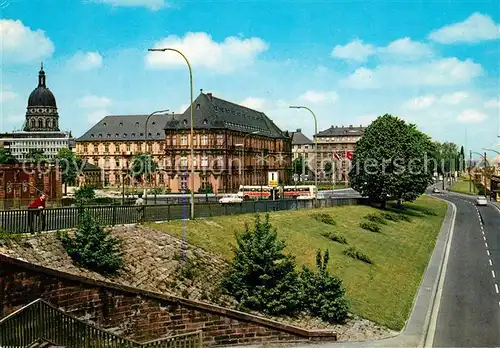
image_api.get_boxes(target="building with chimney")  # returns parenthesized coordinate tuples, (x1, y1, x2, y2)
(0, 64, 75, 161)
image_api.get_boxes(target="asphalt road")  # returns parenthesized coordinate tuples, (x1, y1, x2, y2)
(430, 192, 500, 347)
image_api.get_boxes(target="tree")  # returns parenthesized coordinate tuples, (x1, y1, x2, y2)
(74, 185, 95, 205)
(221, 214, 302, 316)
(130, 154, 158, 183)
(0, 148, 17, 164)
(324, 162, 332, 178)
(57, 148, 83, 193)
(349, 114, 435, 208)
(26, 149, 47, 162)
(57, 210, 123, 275)
(300, 249, 350, 323)
(292, 156, 308, 176)
(458, 146, 466, 172)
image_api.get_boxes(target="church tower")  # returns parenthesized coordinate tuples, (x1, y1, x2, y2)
(24, 63, 60, 132)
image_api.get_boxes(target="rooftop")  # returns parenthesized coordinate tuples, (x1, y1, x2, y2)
(290, 128, 312, 145)
(315, 125, 365, 137)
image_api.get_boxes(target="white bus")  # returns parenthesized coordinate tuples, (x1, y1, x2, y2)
(237, 185, 273, 200)
(282, 185, 317, 200)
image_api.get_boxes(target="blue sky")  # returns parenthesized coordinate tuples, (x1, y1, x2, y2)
(1, 0, 499, 159)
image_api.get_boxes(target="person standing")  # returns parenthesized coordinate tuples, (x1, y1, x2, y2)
(28, 194, 47, 233)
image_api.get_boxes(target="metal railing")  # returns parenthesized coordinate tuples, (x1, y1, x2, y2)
(0, 197, 365, 234)
(0, 298, 203, 348)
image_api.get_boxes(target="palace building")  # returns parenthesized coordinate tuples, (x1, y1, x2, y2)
(0, 64, 75, 161)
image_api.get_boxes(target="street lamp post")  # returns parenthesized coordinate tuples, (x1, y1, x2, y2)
(289, 106, 318, 191)
(472, 151, 489, 198)
(148, 48, 195, 220)
(235, 131, 260, 190)
(144, 109, 169, 204)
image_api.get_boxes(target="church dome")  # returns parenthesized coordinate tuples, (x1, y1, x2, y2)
(27, 64, 57, 108)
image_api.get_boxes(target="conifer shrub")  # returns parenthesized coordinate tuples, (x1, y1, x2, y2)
(221, 214, 302, 316)
(343, 246, 373, 264)
(321, 231, 348, 244)
(300, 249, 350, 323)
(57, 210, 123, 275)
(359, 221, 381, 232)
(310, 212, 336, 225)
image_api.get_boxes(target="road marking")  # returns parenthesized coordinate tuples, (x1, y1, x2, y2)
(485, 242, 489, 249)
(487, 250, 491, 256)
(489, 259, 493, 266)
(495, 284, 499, 294)
(483, 236, 487, 241)
(492, 270, 496, 279)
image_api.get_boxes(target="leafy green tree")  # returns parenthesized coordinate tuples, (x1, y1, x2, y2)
(74, 185, 95, 205)
(26, 148, 47, 162)
(324, 162, 333, 177)
(349, 114, 435, 208)
(57, 148, 83, 193)
(0, 148, 17, 164)
(458, 146, 466, 172)
(130, 154, 158, 183)
(300, 249, 350, 323)
(292, 156, 309, 176)
(221, 214, 302, 316)
(57, 210, 123, 275)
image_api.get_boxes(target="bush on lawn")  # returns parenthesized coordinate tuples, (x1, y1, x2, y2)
(359, 221, 381, 233)
(221, 214, 302, 316)
(300, 249, 350, 323)
(364, 213, 387, 225)
(343, 246, 373, 264)
(310, 213, 336, 225)
(321, 231, 348, 244)
(57, 210, 123, 275)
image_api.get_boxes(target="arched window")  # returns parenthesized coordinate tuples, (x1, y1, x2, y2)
(30, 119, 35, 128)
(47, 119, 52, 128)
(38, 118, 43, 128)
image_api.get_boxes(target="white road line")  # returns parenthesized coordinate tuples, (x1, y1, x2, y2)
(483, 236, 487, 241)
(495, 284, 499, 294)
(487, 250, 491, 256)
(492, 270, 496, 278)
(489, 259, 493, 266)
(485, 242, 489, 249)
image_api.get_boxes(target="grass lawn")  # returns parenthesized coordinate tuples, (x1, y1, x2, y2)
(147, 195, 447, 331)
(449, 179, 476, 195)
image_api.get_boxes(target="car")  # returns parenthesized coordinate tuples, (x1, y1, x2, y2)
(476, 196, 488, 206)
(432, 188, 440, 193)
(219, 194, 243, 204)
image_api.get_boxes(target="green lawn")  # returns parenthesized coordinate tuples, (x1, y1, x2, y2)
(147, 196, 447, 330)
(449, 179, 476, 195)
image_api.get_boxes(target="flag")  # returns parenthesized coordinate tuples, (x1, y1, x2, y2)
(333, 152, 341, 160)
(346, 151, 353, 160)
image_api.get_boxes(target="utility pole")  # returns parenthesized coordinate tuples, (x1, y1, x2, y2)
(484, 151, 488, 198)
(469, 150, 472, 193)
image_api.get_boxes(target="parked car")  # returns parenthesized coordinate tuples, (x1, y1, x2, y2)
(219, 194, 243, 204)
(432, 188, 440, 193)
(476, 196, 488, 206)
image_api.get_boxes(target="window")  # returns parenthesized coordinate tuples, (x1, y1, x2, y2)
(82, 144, 88, 153)
(105, 158, 110, 167)
(104, 144, 109, 153)
(180, 156, 188, 167)
(201, 155, 208, 167)
(216, 134, 223, 145)
(147, 143, 152, 152)
(215, 155, 224, 168)
(132, 133, 136, 137)
(181, 135, 187, 145)
(119, 122, 123, 126)
(201, 135, 208, 146)
(116, 160, 120, 167)
(103, 122, 107, 126)
(172, 136, 177, 145)
(192, 135, 197, 145)
(203, 118, 208, 124)
(127, 144, 131, 152)
(180, 176, 188, 192)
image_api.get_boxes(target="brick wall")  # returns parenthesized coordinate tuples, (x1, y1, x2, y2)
(0, 255, 337, 346)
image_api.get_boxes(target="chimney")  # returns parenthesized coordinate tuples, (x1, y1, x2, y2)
(200, 88, 203, 94)
(207, 93, 213, 101)
(349, 124, 353, 128)
(296, 128, 301, 132)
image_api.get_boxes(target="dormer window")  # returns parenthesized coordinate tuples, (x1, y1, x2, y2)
(123, 133, 127, 138)
(132, 133, 136, 136)
(183, 119, 188, 125)
(115, 133, 119, 137)
(196, 104, 201, 110)
(203, 119, 208, 125)
(135, 122, 139, 126)
(152, 122, 156, 125)
(148, 133, 152, 137)
(90, 134, 94, 138)
(119, 122, 123, 126)
(103, 123, 107, 126)
(140, 133, 144, 136)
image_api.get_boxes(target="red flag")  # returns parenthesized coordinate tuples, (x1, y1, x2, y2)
(346, 151, 353, 160)
(333, 152, 341, 160)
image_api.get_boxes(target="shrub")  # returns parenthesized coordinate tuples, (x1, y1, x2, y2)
(74, 186, 96, 205)
(321, 231, 348, 244)
(57, 210, 123, 275)
(364, 214, 387, 225)
(423, 210, 438, 216)
(310, 213, 336, 225)
(343, 247, 373, 264)
(398, 214, 412, 222)
(359, 221, 381, 233)
(300, 250, 350, 323)
(221, 214, 302, 316)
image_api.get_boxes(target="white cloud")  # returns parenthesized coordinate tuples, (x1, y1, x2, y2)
(240, 97, 266, 111)
(88, 0, 169, 10)
(0, 86, 17, 103)
(87, 109, 109, 125)
(440, 91, 469, 105)
(0, 19, 54, 63)
(404, 95, 437, 110)
(429, 12, 500, 44)
(330, 38, 375, 62)
(379, 37, 433, 60)
(77, 95, 112, 108)
(177, 104, 189, 113)
(146, 32, 269, 73)
(298, 90, 338, 104)
(457, 109, 487, 123)
(342, 58, 483, 89)
(484, 98, 500, 109)
(68, 51, 103, 70)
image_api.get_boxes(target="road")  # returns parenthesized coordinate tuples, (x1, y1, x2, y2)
(429, 192, 500, 347)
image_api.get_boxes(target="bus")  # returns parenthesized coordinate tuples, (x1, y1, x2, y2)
(282, 185, 317, 200)
(237, 185, 274, 200)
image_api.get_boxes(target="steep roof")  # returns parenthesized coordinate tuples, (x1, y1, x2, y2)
(165, 92, 287, 139)
(77, 113, 173, 142)
(290, 128, 312, 145)
(316, 125, 365, 137)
